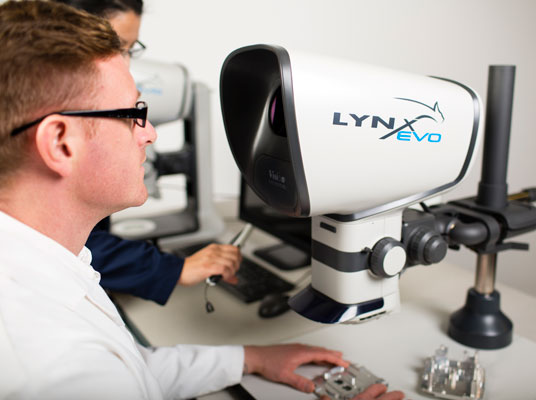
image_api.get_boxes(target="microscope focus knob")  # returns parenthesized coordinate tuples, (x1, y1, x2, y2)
(409, 227, 448, 265)
(370, 237, 406, 278)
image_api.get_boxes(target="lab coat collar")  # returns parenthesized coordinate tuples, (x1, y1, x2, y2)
(0, 211, 114, 318)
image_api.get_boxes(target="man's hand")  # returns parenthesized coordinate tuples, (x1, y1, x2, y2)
(178, 244, 241, 286)
(243, 343, 350, 393)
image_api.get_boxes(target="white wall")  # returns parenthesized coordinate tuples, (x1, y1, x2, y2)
(139, 0, 536, 297)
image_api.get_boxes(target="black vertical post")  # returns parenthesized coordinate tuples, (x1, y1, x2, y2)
(448, 65, 515, 349)
(476, 65, 516, 209)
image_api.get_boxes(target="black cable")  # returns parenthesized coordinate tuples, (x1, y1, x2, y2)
(204, 284, 215, 313)
(420, 202, 431, 213)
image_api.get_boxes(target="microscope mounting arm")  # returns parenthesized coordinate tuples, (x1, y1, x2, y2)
(401, 66, 536, 349)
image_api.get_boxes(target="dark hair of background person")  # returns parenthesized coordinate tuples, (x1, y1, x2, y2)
(52, 0, 143, 18)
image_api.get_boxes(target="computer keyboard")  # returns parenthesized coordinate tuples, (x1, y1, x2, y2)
(172, 242, 294, 303)
(218, 256, 294, 303)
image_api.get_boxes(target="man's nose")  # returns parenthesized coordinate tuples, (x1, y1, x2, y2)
(138, 121, 157, 145)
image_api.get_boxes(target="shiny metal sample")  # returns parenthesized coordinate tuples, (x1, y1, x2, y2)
(420, 345, 485, 399)
(313, 364, 386, 399)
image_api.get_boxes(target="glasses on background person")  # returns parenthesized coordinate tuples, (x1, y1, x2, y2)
(126, 39, 146, 59)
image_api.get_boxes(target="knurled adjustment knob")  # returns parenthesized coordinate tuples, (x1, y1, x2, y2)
(370, 237, 406, 278)
(409, 226, 447, 265)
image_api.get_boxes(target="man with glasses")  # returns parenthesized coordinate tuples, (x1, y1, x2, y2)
(0, 2, 399, 400)
(53, 0, 244, 309)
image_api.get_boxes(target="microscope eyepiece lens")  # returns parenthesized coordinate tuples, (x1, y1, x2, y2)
(269, 86, 287, 137)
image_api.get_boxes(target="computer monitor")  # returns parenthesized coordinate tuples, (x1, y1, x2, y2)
(239, 178, 311, 270)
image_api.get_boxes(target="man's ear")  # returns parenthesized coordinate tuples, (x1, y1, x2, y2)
(34, 116, 81, 177)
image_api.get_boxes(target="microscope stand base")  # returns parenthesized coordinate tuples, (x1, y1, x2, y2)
(448, 288, 512, 349)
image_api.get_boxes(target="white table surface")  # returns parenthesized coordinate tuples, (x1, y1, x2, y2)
(114, 215, 536, 400)
(240, 300, 536, 400)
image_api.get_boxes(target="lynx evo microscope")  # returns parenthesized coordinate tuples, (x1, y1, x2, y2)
(220, 44, 536, 350)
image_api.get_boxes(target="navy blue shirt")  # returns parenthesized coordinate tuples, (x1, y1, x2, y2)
(87, 221, 184, 306)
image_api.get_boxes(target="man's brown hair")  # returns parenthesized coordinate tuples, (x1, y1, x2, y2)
(0, 0, 122, 184)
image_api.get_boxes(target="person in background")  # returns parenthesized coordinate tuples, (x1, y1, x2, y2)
(53, 0, 240, 305)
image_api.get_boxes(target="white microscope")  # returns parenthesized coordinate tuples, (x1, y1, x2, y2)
(110, 59, 224, 249)
(219, 44, 482, 325)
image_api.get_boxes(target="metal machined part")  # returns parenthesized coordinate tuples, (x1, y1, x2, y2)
(420, 345, 485, 400)
(313, 364, 386, 400)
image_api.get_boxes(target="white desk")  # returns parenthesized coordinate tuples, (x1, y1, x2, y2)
(240, 307, 536, 400)
(114, 216, 536, 399)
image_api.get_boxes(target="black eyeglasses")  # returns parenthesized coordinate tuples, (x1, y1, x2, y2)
(10, 101, 148, 137)
(127, 40, 146, 59)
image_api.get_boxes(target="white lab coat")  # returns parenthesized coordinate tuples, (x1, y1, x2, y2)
(0, 211, 243, 400)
